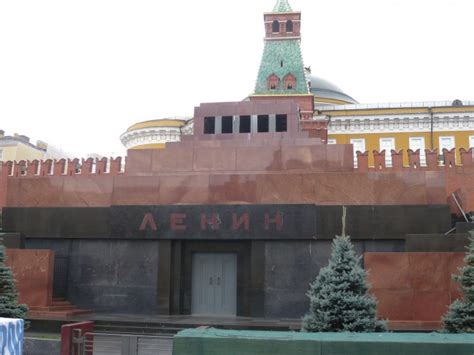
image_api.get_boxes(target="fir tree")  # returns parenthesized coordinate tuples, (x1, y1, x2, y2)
(302, 235, 387, 332)
(443, 233, 474, 333)
(0, 241, 28, 319)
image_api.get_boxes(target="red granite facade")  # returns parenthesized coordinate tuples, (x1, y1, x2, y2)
(0, 146, 455, 208)
(0, 164, 7, 209)
(5, 249, 89, 317)
(3, 145, 474, 213)
(365, 252, 465, 331)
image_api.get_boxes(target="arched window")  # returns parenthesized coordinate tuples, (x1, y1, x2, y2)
(272, 20, 280, 33)
(286, 20, 293, 33)
(283, 73, 296, 90)
(267, 73, 280, 90)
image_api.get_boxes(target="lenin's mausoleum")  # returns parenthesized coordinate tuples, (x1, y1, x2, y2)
(1, 0, 474, 337)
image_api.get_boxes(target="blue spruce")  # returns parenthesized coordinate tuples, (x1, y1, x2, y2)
(302, 235, 386, 332)
(443, 233, 474, 333)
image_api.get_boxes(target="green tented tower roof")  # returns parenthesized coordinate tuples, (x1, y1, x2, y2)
(273, 0, 293, 12)
(253, 0, 309, 95)
(254, 40, 309, 95)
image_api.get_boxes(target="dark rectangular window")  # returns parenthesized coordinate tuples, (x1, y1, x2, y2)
(257, 115, 269, 133)
(222, 116, 233, 134)
(239, 115, 251, 133)
(276, 114, 288, 132)
(204, 116, 215, 134)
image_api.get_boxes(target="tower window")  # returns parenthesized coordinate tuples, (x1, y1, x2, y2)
(281, 60, 284, 68)
(286, 20, 293, 33)
(222, 116, 233, 134)
(257, 115, 269, 133)
(276, 114, 288, 132)
(283, 73, 296, 90)
(272, 20, 279, 33)
(204, 116, 215, 134)
(239, 116, 251, 133)
(267, 73, 280, 90)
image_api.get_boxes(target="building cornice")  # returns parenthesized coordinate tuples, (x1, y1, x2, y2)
(120, 126, 182, 149)
(326, 113, 474, 134)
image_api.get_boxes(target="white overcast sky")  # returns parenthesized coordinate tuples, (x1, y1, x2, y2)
(1, 0, 473, 157)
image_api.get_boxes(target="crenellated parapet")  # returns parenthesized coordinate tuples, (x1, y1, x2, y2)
(356, 148, 474, 171)
(1, 157, 124, 178)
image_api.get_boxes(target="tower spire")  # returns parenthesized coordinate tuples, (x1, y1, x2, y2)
(252, 0, 308, 95)
(273, 0, 293, 13)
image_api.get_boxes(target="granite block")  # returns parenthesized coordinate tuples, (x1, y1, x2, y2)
(152, 147, 193, 173)
(412, 291, 451, 321)
(313, 173, 375, 205)
(62, 176, 114, 207)
(67, 240, 160, 314)
(159, 175, 209, 204)
(371, 290, 415, 320)
(7, 177, 64, 207)
(425, 171, 448, 205)
(365, 253, 411, 290)
(448, 253, 465, 291)
(365, 252, 465, 323)
(408, 253, 450, 291)
(281, 146, 317, 170)
(374, 172, 426, 205)
(5, 249, 54, 307)
(126, 149, 153, 173)
(209, 175, 258, 204)
(236, 146, 282, 171)
(112, 176, 160, 205)
(193, 147, 237, 171)
(326, 144, 354, 171)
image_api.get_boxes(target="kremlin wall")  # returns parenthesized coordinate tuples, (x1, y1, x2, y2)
(1, 0, 474, 333)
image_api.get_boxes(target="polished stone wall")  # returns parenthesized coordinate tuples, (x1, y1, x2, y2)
(365, 252, 464, 328)
(26, 239, 160, 314)
(22, 238, 407, 318)
(5, 249, 54, 307)
(1, 137, 450, 208)
(263, 240, 405, 318)
(6, 203, 452, 317)
(4, 171, 447, 208)
(4, 205, 452, 240)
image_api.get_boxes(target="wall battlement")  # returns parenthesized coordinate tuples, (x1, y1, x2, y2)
(2, 147, 474, 178)
(1, 157, 124, 178)
(357, 148, 473, 171)
(1, 146, 474, 213)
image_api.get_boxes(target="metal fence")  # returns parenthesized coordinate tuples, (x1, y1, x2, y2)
(74, 331, 173, 355)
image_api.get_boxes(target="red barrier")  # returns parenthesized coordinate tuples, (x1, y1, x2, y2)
(60, 321, 94, 355)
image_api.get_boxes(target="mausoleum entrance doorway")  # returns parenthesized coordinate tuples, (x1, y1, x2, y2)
(191, 253, 237, 316)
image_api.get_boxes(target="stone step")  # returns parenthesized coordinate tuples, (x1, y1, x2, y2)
(50, 301, 73, 307)
(30, 305, 76, 312)
(94, 322, 185, 335)
(28, 309, 93, 319)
